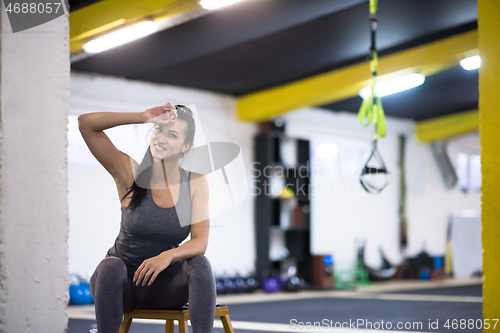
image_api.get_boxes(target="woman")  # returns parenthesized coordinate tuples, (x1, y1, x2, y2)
(79, 103, 216, 333)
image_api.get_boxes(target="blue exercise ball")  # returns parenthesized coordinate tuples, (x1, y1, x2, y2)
(80, 282, 94, 304)
(69, 284, 88, 305)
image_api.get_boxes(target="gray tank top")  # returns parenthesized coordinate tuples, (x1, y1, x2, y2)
(107, 166, 192, 274)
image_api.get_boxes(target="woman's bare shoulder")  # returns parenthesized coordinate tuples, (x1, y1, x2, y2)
(188, 171, 205, 180)
(182, 168, 204, 180)
(185, 171, 207, 195)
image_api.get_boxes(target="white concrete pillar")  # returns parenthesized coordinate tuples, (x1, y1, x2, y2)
(0, 4, 70, 333)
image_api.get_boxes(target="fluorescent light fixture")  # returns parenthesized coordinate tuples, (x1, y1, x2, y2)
(460, 55, 481, 70)
(82, 21, 158, 54)
(200, 0, 246, 10)
(359, 73, 425, 99)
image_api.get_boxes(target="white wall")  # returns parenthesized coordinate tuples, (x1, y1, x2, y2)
(405, 134, 481, 257)
(283, 108, 481, 269)
(68, 72, 257, 277)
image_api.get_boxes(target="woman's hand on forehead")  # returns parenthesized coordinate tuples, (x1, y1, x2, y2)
(143, 102, 178, 124)
(156, 111, 178, 125)
(156, 103, 178, 124)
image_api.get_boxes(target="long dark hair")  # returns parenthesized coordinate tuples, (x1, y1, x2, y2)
(122, 105, 196, 211)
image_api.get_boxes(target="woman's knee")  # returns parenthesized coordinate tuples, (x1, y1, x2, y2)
(187, 255, 212, 270)
(186, 255, 214, 280)
(93, 257, 128, 285)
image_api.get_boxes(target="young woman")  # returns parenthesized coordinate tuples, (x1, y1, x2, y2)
(79, 103, 216, 333)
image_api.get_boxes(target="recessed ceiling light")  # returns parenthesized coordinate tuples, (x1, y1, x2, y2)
(460, 55, 481, 70)
(200, 0, 247, 10)
(82, 21, 158, 54)
(359, 73, 426, 99)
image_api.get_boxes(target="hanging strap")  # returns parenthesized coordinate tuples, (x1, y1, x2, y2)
(358, 0, 386, 139)
(359, 139, 390, 194)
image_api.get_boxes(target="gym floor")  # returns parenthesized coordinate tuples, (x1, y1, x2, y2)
(67, 277, 482, 333)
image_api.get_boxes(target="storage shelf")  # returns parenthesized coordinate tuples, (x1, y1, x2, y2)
(255, 130, 312, 283)
(269, 226, 310, 232)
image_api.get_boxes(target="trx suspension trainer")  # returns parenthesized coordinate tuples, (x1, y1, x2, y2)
(358, 0, 390, 194)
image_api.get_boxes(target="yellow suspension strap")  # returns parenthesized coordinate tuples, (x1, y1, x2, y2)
(358, 0, 390, 194)
(358, 0, 386, 139)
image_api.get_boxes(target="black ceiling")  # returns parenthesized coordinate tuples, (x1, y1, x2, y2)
(68, 0, 102, 12)
(71, 0, 478, 121)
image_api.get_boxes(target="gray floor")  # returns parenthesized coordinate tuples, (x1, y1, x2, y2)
(68, 282, 483, 333)
(388, 284, 482, 297)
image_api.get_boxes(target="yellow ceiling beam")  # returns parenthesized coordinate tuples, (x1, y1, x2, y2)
(69, 0, 200, 54)
(415, 109, 479, 142)
(237, 30, 478, 122)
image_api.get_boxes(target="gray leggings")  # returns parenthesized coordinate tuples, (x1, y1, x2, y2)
(90, 254, 216, 333)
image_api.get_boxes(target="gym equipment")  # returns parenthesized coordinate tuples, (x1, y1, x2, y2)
(357, 0, 390, 195)
(284, 276, 305, 292)
(69, 274, 94, 305)
(216, 278, 226, 295)
(420, 268, 431, 280)
(398, 135, 408, 250)
(334, 269, 356, 290)
(83, 283, 94, 304)
(357, 0, 387, 139)
(434, 256, 443, 270)
(354, 258, 371, 286)
(234, 277, 246, 293)
(261, 276, 281, 293)
(311, 255, 334, 289)
(358, 243, 397, 281)
(245, 277, 257, 293)
(278, 274, 287, 288)
(69, 283, 92, 305)
(223, 278, 236, 294)
(360, 140, 390, 194)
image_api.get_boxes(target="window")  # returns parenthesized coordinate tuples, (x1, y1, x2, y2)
(456, 153, 481, 192)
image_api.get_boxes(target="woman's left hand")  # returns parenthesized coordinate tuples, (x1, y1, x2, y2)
(134, 252, 173, 286)
(143, 102, 178, 124)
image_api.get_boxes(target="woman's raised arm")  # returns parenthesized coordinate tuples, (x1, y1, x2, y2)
(78, 104, 172, 184)
(78, 111, 146, 183)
